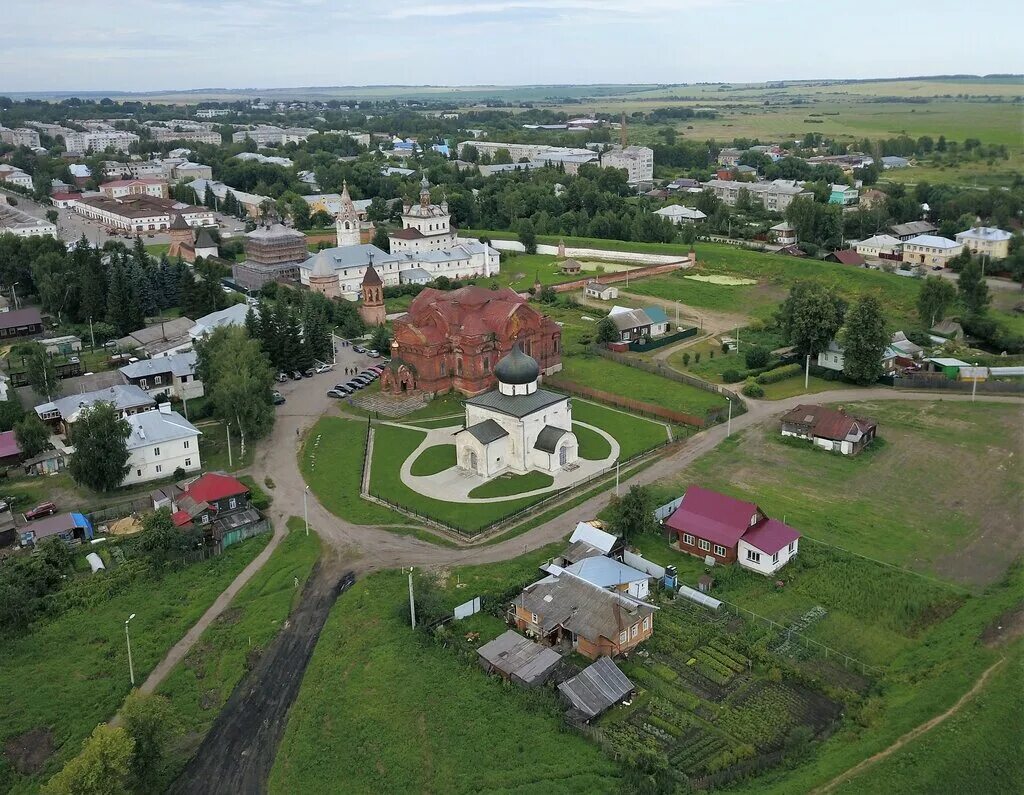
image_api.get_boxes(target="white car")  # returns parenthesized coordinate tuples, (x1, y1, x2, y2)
(315, 363, 334, 374)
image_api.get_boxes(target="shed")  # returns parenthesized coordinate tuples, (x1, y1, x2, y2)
(558, 657, 635, 720)
(568, 522, 617, 555)
(560, 258, 583, 274)
(477, 630, 562, 687)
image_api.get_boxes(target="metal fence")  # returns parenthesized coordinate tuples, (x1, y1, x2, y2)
(85, 495, 154, 526)
(895, 375, 1024, 394)
(627, 327, 698, 353)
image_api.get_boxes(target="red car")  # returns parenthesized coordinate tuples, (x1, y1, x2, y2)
(25, 502, 57, 521)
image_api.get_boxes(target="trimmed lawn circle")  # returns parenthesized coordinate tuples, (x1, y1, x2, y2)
(410, 444, 457, 476)
(573, 422, 612, 460)
(468, 471, 554, 499)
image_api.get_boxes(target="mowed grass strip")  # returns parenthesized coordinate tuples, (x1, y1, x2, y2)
(468, 471, 554, 499)
(155, 519, 320, 789)
(370, 424, 543, 532)
(573, 421, 612, 460)
(570, 398, 670, 459)
(556, 356, 728, 418)
(0, 537, 269, 792)
(410, 444, 457, 476)
(301, 418, 410, 526)
(268, 570, 621, 793)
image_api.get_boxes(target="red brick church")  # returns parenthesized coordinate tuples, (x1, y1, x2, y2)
(381, 286, 562, 397)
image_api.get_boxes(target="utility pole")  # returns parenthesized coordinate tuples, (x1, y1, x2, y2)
(615, 461, 620, 496)
(408, 568, 416, 628)
(727, 398, 733, 436)
(89, 316, 96, 349)
(226, 422, 233, 468)
(972, 363, 978, 402)
(303, 485, 310, 536)
(125, 613, 137, 687)
(805, 354, 810, 389)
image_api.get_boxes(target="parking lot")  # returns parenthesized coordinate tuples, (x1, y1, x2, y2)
(269, 337, 384, 411)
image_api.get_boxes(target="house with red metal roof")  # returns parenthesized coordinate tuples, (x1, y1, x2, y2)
(152, 472, 266, 550)
(662, 486, 800, 575)
(779, 404, 877, 455)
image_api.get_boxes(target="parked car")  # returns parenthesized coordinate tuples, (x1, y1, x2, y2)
(360, 370, 379, 380)
(931, 265, 943, 271)
(303, 368, 316, 378)
(344, 380, 365, 390)
(326, 389, 347, 398)
(272, 391, 286, 405)
(351, 375, 374, 387)
(103, 340, 118, 348)
(290, 371, 303, 380)
(276, 372, 289, 383)
(315, 363, 334, 374)
(332, 384, 353, 395)
(367, 349, 381, 358)
(353, 345, 365, 354)
(25, 502, 57, 521)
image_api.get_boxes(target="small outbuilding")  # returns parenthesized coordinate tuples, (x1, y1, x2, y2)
(560, 258, 583, 274)
(477, 630, 563, 687)
(558, 657, 635, 721)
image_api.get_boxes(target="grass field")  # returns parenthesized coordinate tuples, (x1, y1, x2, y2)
(627, 272, 785, 318)
(0, 537, 268, 792)
(555, 355, 729, 417)
(269, 567, 622, 793)
(410, 444, 457, 476)
(647, 400, 1023, 588)
(569, 398, 671, 459)
(155, 519, 320, 789)
(301, 417, 410, 526)
(467, 470, 554, 498)
(573, 421, 612, 459)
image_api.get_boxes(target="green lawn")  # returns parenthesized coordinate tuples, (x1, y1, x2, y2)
(198, 419, 255, 472)
(301, 417, 410, 526)
(155, 518, 320, 789)
(370, 424, 542, 533)
(627, 272, 784, 317)
(573, 421, 612, 460)
(0, 537, 268, 792)
(570, 398, 670, 459)
(269, 568, 621, 793)
(554, 355, 729, 418)
(467, 471, 554, 498)
(410, 444, 457, 476)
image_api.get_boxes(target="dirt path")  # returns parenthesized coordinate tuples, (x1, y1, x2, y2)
(812, 657, 1007, 794)
(169, 557, 354, 795)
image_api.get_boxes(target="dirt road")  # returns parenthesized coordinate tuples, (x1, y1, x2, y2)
(170, 558, 354, 795)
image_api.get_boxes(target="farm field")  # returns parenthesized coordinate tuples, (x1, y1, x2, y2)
(644, 400, 1023, 588)
(154, 519, 320, 790)
(0, 536, 269, 792)
(553, 355, 729, 418)
(269, 566, 622, 794)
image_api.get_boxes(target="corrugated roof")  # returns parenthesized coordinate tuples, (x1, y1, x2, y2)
(558, 657, 634, 719)
(477, 630, 562, 685)
(465, 388, 565, 419)
(533, 425, 567, 453)
(564, 557, 650, 589)
(568, 522, 617, 553)
(663, 486, 758, 548)
(119, 351, 197, 380)
(124, 410, 201, 450)
(38, 384, 154, 420)
(460, 418, 508, 445)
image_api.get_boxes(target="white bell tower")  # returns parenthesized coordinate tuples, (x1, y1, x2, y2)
(335, 180, 361, 248)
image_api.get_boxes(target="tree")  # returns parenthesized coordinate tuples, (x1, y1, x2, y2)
(290, 198, 311, 230)
(310, 209, 333, 228)
(41, 724, 134, 795)
(0, 398, 25, 431)
(370, 324, 392, 354)
(45, 209, 58, 224)
(14, 412, 49, 458)
(120, 693, 180, 792)
(957, 258, 990, 315)
(606, 485, 657, 541)
(778, 281, 844, 356)
(595, 316, 619, 344)
(839, 295, 890, 385)
(371, 226, 390, 252)
(197, 326, 275, 459)
(517, 218, 537, 254)
(133, 507, 189, 566)
(916, 275, 957, 327)
(68, 403, 131, 491)
(25, 345, 59, 401)
(744, 345, 770, 369)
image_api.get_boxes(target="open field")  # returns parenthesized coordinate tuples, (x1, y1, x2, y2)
(496, 253, 642, 292)
(155, 519, 320, 790)
(269, 565, 622, 793)
(642, 400, 1023, 588)
(0, 537, 268, 792)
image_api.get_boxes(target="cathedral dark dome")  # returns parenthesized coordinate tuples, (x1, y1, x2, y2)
(494, 342, 540, 385)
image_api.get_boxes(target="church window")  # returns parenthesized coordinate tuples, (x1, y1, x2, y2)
(483, 358, 490, 373)
(441, 361, 447, 376)
(457, 359, 463, 376)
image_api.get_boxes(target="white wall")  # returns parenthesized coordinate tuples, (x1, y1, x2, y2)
(123, 434, 201, 486)
(737, 538, 798, 575)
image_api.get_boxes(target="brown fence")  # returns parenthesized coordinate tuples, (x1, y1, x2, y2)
(551, 260, 689, 293)
(895, 375, 1024, 394)
(593, 348, 745, 422)
(545, 378, 708, 428)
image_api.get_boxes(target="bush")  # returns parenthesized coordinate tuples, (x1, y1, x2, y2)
(755, 363, 802, 384)
(744, 345, 770, 369)
(722, 369, 743, 383)
(742, 382, 765, 397)
(682, 352, 691, 366)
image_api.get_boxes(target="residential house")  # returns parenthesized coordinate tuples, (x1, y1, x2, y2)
(654, 205, 707, 224)
(779, 404, 878, 455)
(643, 306, 671, 336)
(662, 486, 801, 575)
(706, 179, 812, 213)
(923, 357, 971, 380)
(667, 178, 703, 193)
(511, 570, 655, 659)
(122, 404, 201, 486)
(584, 281, 618, 301)
(476, 630, 563, 687)
(607, 307, 653, 342)
(117, 316, 195, 358)
(717, 147, 742, 167)
(153, 471, 264, 550)
(858, 188, 887, 209)
(901, 235, 962, 268)
(558, 657, 635, 721)
(0, 430, 23, 466)
(0, 164, 34, 188)
(770, 221, 797, 245)
(558, 557, 651, 600)
(955, 226, 1012, 260)
(118, 351, 203, 400)
(828, 184, 859, 205)
(826, 249, 865, 266)
(19, 512, 93, 547)
(189, 304, 250, 341)
(35, 384, 156, 434)
(855, 234, 903, 259)
(817, 338, 900, 374)
(0, 308, 44, 339)
(889, 221, 937, 242)
(889, 331, 925, 360)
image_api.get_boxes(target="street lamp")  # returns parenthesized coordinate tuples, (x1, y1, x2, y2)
(125, 613, 137, 687)
(303, 485, 310, 536)
(726, 397, 733, 437)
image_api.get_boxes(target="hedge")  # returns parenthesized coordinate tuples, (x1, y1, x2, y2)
(742, 382, 765, 398)
(755, 363, 803, 384)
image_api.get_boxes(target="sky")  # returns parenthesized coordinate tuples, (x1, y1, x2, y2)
(2, 0, 1021, 93)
